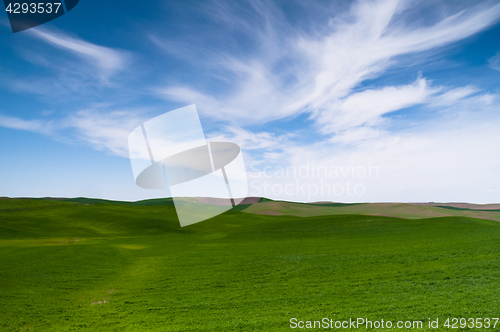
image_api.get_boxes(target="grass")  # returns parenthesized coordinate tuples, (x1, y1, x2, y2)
(0, 199, 500, 331)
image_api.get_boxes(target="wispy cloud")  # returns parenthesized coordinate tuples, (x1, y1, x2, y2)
(3, 0, 499, 158)
(1, 27, 133, 99)
(208, 126, 290, 150)
(489, 51, 500, 71)
(150, 0, 500, 203)
(429, 85, 479, 107)
(0, 114, 54, 135)
(1, 0, 499, 202)
(273, 97, 500, 203)
(62, 108, 148, 157)
(6, 0, 498, 158)
(329, 127, 386, 145)
(29, 27, 130, 81)
(0, 107, 287, 160)
(154, 0, 500, 140)
(314, 77, 436, 135)
(0, 107, 149, 158)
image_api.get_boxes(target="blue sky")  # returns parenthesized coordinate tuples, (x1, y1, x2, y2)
(0, 0, 500, 203)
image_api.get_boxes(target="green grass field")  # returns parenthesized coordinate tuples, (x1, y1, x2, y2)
(1, 198, 500, 331)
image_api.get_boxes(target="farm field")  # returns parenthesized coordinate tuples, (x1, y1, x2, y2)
(243, 199, 500, 221)
(1, 198, 500, 331)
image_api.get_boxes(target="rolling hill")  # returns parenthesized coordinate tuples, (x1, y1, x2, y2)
(0, 197, 499, 331)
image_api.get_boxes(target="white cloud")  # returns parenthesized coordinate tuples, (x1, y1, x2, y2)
(2, 0, 500, 203)
(156, 86, 222, 115)
(246, 91, 500, 203)
(429, 85, 479, 107)
(62, 108, 148, 157)
(207, 126, 289, 150)
(314, 77, 436, 134)
(0, 108, 288, 162)
(329, 127, 386, 144)
(29, 28, 129, 80)
(489, 51, 500, 71)
(0, 108, 148, 158)
(154, 0, 500, 134)
(1, 27, 134, 99)
(0, 114, 53, 135)
(249, 120, 500, 203)
(151, 1, 500, 204)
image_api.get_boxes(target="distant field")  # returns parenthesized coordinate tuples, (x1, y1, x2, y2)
(1, 198, 500, 331)
(243, 200, 500, 222)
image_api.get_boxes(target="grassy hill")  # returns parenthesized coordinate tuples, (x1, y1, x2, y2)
(1, 198, 500, 331)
